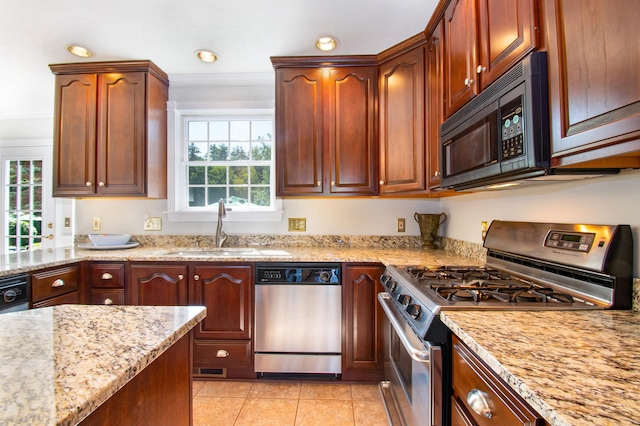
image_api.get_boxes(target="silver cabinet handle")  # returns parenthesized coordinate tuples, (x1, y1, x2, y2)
(467, 389, 494, 418)
(104, 298, 113, 305)
(476, 65, 486, 74)
(378, 293, 431, 362)
(317, 181, 321, 186)
(464, 77, 474, 87)
(434, 171, 440, 177)
(101, 272, 113, 280)
(98, 181, 105, 187)
(52, 279, 65, 288)
(178, 274, 184, 280)
(85, 182, 92, 187)
(193, 275, 200, 281)
(379, 180, 385, 185)
(216, 349, 229, 358)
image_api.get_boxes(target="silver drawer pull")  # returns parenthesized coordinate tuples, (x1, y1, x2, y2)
(101, 272, 113, 280)
(216, 349, 229, 358)
(467, 389, 494, 418)
(52, 279, 65, 288)
(104, 298, 113, 305)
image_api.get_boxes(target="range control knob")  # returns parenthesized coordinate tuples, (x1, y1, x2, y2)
(397, 294, 411, 306)
(406, 304, 422, 319)
(387, 279, 397, 292)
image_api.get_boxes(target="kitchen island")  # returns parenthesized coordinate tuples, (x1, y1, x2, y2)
(442, 310, 640, 426)
(0, 304, 206, 425)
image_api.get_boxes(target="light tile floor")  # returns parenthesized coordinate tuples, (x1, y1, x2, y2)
(193, 380, 389, 426)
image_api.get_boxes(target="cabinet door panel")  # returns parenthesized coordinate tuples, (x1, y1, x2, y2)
(427, 21, 445, 189)
(379, 47, 426, 193)
(276, 69, 324, 195)
(547, 0, 640, 160)
(445, 0, 478, 117)
(478, 0, 538, 89)
(191, 265, 252, 340)
(98, 72, 146, 195)
(129, 264, 187, 306)
(342, 264, 384, 381)
(328, 68, 378, 194)
(52, 74, 97, 197)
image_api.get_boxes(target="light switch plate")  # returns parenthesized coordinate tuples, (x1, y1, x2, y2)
(92, 217, 101, 231)
(144, 217, 162, 231)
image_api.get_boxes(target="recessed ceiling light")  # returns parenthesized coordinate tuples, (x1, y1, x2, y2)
(195, 49, 218, 63)
(316, 36, 339, 51)
(67, 44, 94, 58)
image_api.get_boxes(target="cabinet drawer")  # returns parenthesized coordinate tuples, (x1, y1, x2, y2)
(32, 290, 79, 308)
(90, 263, 125, 288)
(90, 289, 125, 305)
(452, 336, 543, 426)
(193, 339, 252, 367)
(31, 265, 80, 303)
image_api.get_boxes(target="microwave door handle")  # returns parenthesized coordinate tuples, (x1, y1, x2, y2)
(378, 293, 431, 363)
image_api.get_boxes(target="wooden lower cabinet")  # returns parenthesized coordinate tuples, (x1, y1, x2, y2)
(88, 262, 126, 305)
(189, 263, 254, 379)
(342, 263, 385, 381)
(31, 264, 80, 308)
(128, 263, 188, 306)
(451, 335, 546, 426)
(80, 332, 192, 425)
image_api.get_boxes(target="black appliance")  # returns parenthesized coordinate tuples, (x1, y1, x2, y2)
(378, 221, 633, 425)
(0, 274, 29, 313)
(440, 52, 619, 191)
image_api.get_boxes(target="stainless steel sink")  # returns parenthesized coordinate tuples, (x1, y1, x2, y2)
(163, 248, 291, 258)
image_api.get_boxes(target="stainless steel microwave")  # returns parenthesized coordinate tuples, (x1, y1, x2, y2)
(439, 51, 618, 191)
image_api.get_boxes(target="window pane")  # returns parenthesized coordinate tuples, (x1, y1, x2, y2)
(207, 187, 226, 205)
(189, 121, 208, 141)
(250, 166, 270, 185)
(8, 161, 17, 185)
(189, 187, 205, 206)
(33, 160, 42, 183)
(230, 142, 250, 161)
(209, 122, 229, 141)
(229, 166, 248, 184)
(20, 187, 30, 210)
(8, 186, 16, 210)
(209, 142, 229, 161)
(189, 142, 207, 161)
(188, 166, 205, 184)
(230, 121, 250, 141)
(207, 166, 227, 185)
(229, 188, 249, 205)
(20, 161, 31, 183)
(33, 186, 42, 210)
(252, 121, 272, 141)
(251, 141, 272, 160)
(251, 187, 271, 206)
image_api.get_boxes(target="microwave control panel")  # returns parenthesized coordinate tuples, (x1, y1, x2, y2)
(500, 98, 524, 160)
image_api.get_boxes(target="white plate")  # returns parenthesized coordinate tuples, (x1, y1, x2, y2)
(78, 242, 140, 250)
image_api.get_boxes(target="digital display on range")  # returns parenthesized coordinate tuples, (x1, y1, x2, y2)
(545, 231, 596, 252)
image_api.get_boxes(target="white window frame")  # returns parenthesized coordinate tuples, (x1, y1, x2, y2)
(167, 101, 283, 222)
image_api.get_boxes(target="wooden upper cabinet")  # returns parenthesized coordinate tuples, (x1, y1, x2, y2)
(444, 0, 539, 117)
(273, 57, 378, 196)
(444, 0, 478, 117)
(545, 0, 640, 166)
(50, 61, 169, 198)
(378, 42, 426, 193)
(275, 68, 324, 195)
(427, 20, 446, 190)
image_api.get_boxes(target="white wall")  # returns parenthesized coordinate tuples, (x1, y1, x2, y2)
(439, 168, 640, 275)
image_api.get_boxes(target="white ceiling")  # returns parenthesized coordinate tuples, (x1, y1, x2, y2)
(1, 0, 438, 122)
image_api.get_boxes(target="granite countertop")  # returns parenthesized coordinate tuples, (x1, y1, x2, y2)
(441, 310, 640, 426)
(0, 244, 482, 277)
(0, 304, 206, 425)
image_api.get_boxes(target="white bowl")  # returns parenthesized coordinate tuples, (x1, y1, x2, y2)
(88, 234, 131, 246)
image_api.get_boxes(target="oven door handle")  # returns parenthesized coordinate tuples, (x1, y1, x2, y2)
(378, 292, 431, 363)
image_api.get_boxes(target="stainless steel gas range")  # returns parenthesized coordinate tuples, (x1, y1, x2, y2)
(378, 220, 633, 426)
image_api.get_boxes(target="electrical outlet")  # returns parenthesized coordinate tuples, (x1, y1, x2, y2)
(64, 217, 71, 228)
(397, 218, 406, 232)
(288, 218, 306, 232)
(144, 217, 162, 231)
(481, 221, 488, 241)
(92, 217, 101, 231)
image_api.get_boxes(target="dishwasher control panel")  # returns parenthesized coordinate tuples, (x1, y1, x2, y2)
(256, 263, 340, 284)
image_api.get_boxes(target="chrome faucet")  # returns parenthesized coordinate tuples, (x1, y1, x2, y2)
(215, 198, 228, 248)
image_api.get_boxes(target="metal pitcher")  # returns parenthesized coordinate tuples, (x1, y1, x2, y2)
(414, 212, 447, 249)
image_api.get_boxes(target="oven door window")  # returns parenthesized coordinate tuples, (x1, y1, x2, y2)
(443, 110, 498, 178)
(390, 325, 415, 402)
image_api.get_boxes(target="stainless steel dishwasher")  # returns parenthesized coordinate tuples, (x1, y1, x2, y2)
(254, 263, 342, 377)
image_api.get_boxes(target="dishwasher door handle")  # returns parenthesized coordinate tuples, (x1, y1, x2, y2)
(378, 292, 431, 363)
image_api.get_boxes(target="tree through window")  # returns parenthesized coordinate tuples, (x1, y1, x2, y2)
(4, 160, 43, 252)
